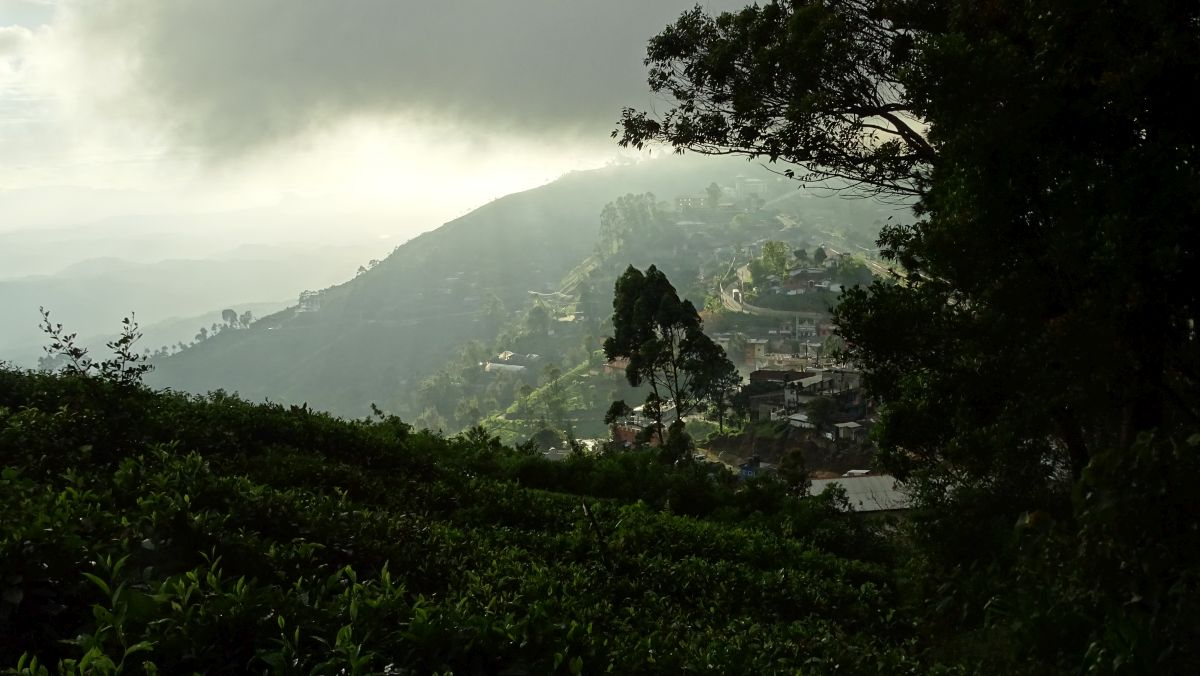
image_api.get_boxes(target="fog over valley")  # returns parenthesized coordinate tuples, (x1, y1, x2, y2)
(1, 0, 743, 365)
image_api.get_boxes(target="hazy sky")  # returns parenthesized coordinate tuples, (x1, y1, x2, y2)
(0, 0, 742, 252)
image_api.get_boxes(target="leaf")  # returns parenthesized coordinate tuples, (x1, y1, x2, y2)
(124, 641, 154, 658)
(82, 572, 111, 598)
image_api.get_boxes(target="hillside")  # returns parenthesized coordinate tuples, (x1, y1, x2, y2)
(0, 366, 920, 674)
(146, 156, 854, 418)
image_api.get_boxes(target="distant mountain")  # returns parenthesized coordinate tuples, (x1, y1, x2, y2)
(147, 156, 797, 416)
(3, 301, 290, 369)
(0, 245, 382, 364)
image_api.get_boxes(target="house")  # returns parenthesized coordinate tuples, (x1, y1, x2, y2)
(543, 447, 572, 461)
(297, 290, 322, 313)
(747, 338, 769, 362)
(784, 388, 821, 410)
(632, 402, 677, 420)
(749, 369, 810, 385)
(675, 195, 706, 212)
(484, 350, 540, 374)
(788, 412, 815, 429)
(834, 421, 868, 442)
(761, 353, 812, 372)
(484, 362, 526, 374)
(611, 420, 662, 447)
(746, 388, 785, 422)
(739, 455, 762, 479)
(604, 357, 631, 375)
(809, 475, 909, 512)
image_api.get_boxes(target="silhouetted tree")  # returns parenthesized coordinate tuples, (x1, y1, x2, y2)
(525, 303, 550, 337)
(705, 182, 722, 209)
(604, 265, 737, 435)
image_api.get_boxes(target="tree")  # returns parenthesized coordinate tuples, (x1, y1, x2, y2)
(746, 259, 768, 286)
(525, 303, 550, 337)
(603, 265, 737, 436)
(702, 295, 723, 315)
(414, 407, 447, 433)
(603, 400, 633, 425)
(221, 309, 237, 326)
(778, 449, 810, 496)
(660, 419, 694, 465)
(697, 355, 741, 433)
(38, 308, 152, 387)
(833, 259, 873, 288)
(527, 426, 563, 452)
(239, 310, 254, 327)
(621, 1, 1200, 667)
(541, 364, 570, 437)
(615, 1, 936, 198)
(805, 396, 837, 430)
(598, 193, 662, 257)
(705, 182, 722, 209)
(812, 246, 827, 266)
(482, 292, 507, 333)
(761, 240, 790, 280)
(454, 398, 482, 429)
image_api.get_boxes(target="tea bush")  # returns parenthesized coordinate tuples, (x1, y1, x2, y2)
(0, 366, 931, 674)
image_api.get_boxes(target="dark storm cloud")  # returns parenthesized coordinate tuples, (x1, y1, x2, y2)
(74, 0, 744, 152)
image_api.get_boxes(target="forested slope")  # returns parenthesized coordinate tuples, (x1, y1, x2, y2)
(145, 157, 769, 417)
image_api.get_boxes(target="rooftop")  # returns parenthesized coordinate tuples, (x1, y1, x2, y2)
(809, 475, 909, 512)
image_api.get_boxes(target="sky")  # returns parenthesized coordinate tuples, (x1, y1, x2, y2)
(0, 0, 743, 257)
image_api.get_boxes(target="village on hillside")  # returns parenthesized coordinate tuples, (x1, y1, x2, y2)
(469, 178, 905, 511)
(242, 174, 903, 511)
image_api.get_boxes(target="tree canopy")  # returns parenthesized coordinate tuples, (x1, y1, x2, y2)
(761, 240, 791, 280)
(621, 0, 1200, 507)
(623, 0, 1200, 670)
(615, 0, 936, 198)
(603, 265, 737, 436)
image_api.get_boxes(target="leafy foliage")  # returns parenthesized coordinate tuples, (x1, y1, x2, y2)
(615, 1, 935, 197)
(604, 265, 737, 435)
(625, 1, 1200, 673)
(760, 240, 791, 281)
(38, 308, 152, 388)
(0, 362, 925, 674)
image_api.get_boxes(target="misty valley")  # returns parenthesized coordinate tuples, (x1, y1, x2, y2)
(2, 1, 1197, 675)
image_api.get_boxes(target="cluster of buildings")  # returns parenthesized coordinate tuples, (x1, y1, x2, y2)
(711, 319, 836, 373)
(746, 366, 872, 440)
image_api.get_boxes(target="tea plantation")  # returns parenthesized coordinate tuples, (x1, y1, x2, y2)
(0, 366, 940, 675)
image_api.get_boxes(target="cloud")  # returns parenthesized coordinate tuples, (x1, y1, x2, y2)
(49, 0, 743, 156)
(0, 25, 33, 72)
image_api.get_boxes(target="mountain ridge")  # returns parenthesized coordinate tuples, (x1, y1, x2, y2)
(146, 156, 791, 416)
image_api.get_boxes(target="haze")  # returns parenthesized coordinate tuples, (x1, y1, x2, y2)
(0, 0, 741, 361)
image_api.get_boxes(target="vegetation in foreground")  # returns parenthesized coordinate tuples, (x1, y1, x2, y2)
(5, 0, 1200, 673)
(1, 356, 924, 675)
(5, 317, 1197, 675)
(616, 0, 1200, 673)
